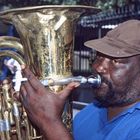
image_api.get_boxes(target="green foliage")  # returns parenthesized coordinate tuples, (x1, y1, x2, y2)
(95, 0, 129, 10)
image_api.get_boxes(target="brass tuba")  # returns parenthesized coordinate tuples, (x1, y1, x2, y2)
(0, 5, 100, 140)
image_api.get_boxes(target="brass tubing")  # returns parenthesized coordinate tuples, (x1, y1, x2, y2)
(3, 111, 10, 140)
(0, 50, 25, 65)
(0, 81, 10, 140)
(0, 105, 6, 140)
(0, 36, 24, 55)
(13, 102, 22, 140)
(1, 81, 11, 140)
(22, 108, 32, 140)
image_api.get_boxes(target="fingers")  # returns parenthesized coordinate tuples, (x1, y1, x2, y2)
(22, 81, 36, 97)
(20, 85, 27, 102)
(21, 65, 80, 100)
(21, 66, 44, 91)
(20, 85, 31, 109)
(59, 82, 80, 100)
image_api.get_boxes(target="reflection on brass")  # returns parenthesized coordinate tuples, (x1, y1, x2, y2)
(0, 36, 24, 54)
(0, 5, 100, 139)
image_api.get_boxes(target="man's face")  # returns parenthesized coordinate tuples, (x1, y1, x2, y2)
(92, 53, 140, 107)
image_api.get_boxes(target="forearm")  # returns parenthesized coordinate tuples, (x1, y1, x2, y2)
(41, 119, 73, 140)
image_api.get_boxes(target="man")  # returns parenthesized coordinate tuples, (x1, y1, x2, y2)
(20, 19, 140, 140)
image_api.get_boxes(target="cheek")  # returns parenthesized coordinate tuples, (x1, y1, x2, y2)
(110, 67, 130, 87)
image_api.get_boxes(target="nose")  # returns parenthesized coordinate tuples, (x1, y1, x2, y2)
(93, 58, 110, 74)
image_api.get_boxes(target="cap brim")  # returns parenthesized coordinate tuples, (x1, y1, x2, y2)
(84, 37, 140, 58)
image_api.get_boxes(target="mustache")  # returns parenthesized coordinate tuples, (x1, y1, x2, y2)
(91, 70, 112, 88)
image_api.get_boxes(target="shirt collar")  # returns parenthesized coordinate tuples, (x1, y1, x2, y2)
(94, 101, 140, 123)
(121, 101, 140, 114)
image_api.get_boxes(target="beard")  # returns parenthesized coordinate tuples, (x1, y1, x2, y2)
(93, 75, 140, 108)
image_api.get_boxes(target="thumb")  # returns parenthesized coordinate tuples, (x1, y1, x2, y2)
(59, 82, 80, 100)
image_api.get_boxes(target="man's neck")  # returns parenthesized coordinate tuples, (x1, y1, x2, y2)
(107, 102, 138, 121)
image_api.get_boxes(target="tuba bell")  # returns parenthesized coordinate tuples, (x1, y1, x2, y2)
(0, 5, 100, 140)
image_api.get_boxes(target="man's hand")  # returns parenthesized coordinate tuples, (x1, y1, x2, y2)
(19, 66, 79, 139)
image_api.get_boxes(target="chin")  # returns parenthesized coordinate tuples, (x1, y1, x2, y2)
(94, 83, 109, 97)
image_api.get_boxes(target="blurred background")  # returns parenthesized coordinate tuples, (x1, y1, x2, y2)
(0, 0, 140, 114)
